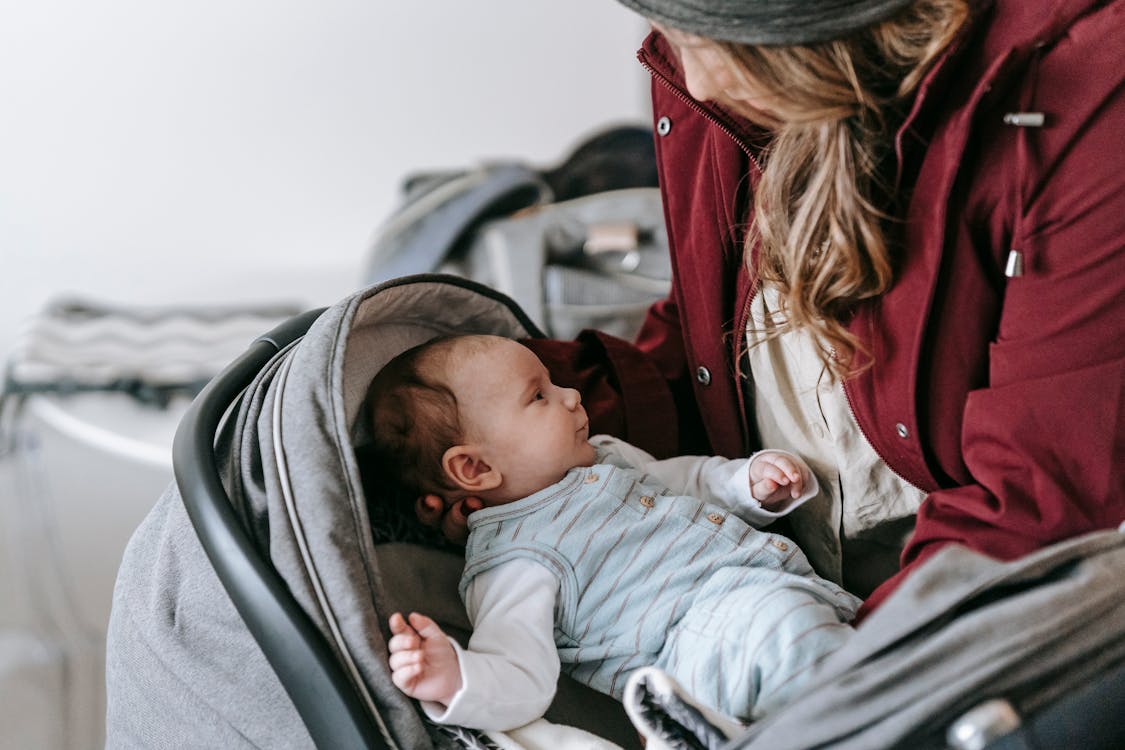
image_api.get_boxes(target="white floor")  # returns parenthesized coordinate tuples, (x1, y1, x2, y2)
(0, 392, 187, 750)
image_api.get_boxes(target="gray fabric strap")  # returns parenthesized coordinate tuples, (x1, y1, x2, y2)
(615, 0, 915, 44)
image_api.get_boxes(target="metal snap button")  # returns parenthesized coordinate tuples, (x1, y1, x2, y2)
(696, 366, 711, 386)
(895, 422, 909, 439)
(585, 472, 599, 484)
(639, 495, 655, 508)
(656, 116, 672, 136)
(770, 539, 789, 551)
(706, 512, 724, 525)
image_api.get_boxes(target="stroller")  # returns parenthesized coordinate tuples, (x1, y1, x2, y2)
(104, 275, 1125, 749)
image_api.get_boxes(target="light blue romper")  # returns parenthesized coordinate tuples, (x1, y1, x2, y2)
(460, 452, 860, 720)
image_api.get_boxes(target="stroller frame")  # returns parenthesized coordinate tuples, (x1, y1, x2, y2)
(172, 307, 391, 750)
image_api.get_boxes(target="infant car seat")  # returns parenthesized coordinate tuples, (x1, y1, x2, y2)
(104, 275, 643, 749)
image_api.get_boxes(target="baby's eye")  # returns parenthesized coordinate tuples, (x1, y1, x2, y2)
(533, 391, 544, 401)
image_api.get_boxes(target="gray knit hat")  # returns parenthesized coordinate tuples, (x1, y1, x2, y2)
(617, 0, 916, 45)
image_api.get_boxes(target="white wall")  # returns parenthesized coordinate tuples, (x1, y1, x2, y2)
(0, 4, 650, 747)
(0, 0, 651, 356)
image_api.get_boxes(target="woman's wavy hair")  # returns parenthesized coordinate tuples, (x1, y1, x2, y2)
(720, 0, 970, 379)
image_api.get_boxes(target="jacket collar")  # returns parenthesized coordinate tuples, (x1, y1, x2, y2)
(637, 30, 767, 151)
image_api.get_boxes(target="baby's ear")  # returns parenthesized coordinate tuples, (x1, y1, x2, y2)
(442, 445, 502, 493)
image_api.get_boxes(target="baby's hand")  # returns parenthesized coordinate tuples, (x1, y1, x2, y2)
(388, 612, 462, 706)
(415, 495, 483, 546)
(749, 452, 806, 509)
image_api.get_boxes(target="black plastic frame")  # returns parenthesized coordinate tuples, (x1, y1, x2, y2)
(984, 664, 1125, 750)
(172, 307, 392, 750)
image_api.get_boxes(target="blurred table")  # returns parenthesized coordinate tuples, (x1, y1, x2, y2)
(0, 391, 187, 750)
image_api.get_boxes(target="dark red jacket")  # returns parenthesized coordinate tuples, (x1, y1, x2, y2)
(531, 0, 1125, 613)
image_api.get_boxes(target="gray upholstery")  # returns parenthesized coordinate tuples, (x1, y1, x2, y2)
(730, 528, 1125, 749)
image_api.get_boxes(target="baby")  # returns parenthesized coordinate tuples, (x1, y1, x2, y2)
(367, 334, 859, 731)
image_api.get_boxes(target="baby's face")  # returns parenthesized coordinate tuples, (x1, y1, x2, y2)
(448, 337, 597, 501)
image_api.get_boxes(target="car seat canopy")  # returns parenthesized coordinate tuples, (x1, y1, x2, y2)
(107, 276, 547, 749)
(228, 277, 542, 739)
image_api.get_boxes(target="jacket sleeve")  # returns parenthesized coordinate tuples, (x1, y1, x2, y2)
(863, 27, 1125, 615)
(863, 357, 1125, 615)
(524, 306, 708, 459)
(634, 295, 714, 455)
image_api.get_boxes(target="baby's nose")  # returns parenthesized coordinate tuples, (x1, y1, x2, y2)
(562, 387, 581, 409)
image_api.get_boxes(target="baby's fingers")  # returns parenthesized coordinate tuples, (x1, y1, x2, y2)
(752, 478, 779, 500)
(758, 463, 793, 486)
(389, 649, 422, 672)
(388, 631, 420, 654)
(391, 662, 423, 694)
(772, 456, 803, 483)
(439, 498, 480, 546)
(407, 612, 445, 642)
(389, 611, 415, 636)
(414, 495, 445, 528)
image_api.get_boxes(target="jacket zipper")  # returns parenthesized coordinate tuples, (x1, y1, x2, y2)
(641, 49, 764, 452)
(638, 52, 762, 171)
(842, 374, 927, 491)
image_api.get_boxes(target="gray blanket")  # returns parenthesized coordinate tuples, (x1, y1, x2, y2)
(730, 527, 1125, 749)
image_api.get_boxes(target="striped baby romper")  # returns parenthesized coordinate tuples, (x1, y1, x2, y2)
(460, 456, 860, 720)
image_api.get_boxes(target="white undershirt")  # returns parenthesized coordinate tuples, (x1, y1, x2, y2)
(423, 435, 816, 731)
(745, 286, 926, 592)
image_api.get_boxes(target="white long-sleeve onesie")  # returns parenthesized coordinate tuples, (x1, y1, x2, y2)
(424, 436, 818, 730)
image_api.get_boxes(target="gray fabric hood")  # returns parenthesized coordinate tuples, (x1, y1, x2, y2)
(105, 277, 541, 749)
(222, 277, 541, 742)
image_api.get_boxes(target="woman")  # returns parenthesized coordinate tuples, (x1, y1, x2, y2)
(425, 0, 1125, 616)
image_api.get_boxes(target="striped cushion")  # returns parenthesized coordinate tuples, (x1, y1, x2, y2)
(4, 297, 299, 402)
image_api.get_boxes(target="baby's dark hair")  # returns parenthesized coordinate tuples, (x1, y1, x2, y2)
(364, 334, 489, 496)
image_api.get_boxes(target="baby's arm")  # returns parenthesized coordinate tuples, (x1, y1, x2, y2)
(402, 559, 561, 732)
(589, 435, 817, 526)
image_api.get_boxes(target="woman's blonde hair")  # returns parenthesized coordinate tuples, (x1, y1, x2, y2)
(721, 0, 970, 379)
